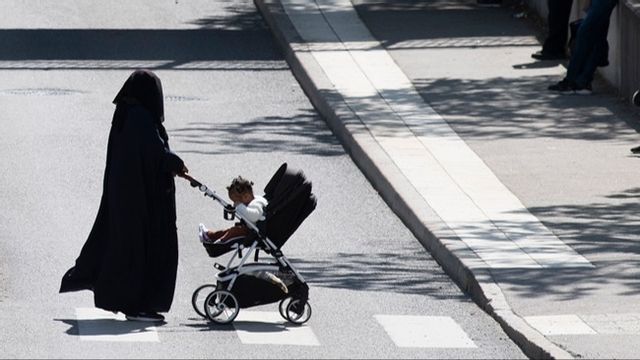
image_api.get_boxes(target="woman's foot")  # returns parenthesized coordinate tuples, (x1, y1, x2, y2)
(125, 312, 165, 322)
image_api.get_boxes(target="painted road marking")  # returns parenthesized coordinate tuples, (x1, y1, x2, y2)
(525, 315, 597, 335)
(75, 308, 159, 342)
(582, 313, 640, 334)
(526, 313, 640, 335)
(281, 0, 592, 269)
(375, 315, 476, 348)
(233, 311, 320, 346)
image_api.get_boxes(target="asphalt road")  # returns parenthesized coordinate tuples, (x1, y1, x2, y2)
(0, 0, 525, 358)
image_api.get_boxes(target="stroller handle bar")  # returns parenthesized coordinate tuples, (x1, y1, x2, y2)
(180, 174, 228, 204)
(180, 173, 236, 220)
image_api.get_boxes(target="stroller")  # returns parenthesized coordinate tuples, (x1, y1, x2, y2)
(183, 163, 316, 325)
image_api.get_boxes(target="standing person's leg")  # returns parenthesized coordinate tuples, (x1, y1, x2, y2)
(549, 0, 610, 91)
(629, 89, 640, 153)
(564, 9, 597, 85)
(573, 0, 618, 88)
(541, 0, 574, 57)
(575, 0, 618, 88)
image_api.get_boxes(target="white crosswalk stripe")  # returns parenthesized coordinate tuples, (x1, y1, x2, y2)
(525, 313, 640, 335)
(74, 307, 640, 346)
(525, 314, 597, 335)
(374, 315, 477, 348)
(233, 311, 320, 346)
(74, 308, 483, 349)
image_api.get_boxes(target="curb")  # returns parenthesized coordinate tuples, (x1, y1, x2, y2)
(254, 0, 574, 358)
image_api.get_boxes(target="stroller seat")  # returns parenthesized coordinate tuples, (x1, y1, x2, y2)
(201, 162, 316, 258)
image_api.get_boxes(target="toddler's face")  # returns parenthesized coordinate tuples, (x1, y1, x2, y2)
(228, 190, 242, 204)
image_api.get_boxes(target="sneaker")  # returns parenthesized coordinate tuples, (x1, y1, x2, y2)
(573, 83, 592, 95)
(198, 223, 210, 243)
(633, 89, 640, 107)
(125, 312, 165, 322)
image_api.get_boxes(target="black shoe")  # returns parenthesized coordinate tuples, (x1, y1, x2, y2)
(633, 89, 640, 107)
(532, 51, 566, 61)
(631, 145, 640, 154)
(125, 312, 165, 322)
(548, 80, 592, 94)
(548, 79, 572, 92)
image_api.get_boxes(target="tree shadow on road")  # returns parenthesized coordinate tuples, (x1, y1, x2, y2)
(288, 246, 470, 301)
(412, 77, 640, 142)
(169, 110, 344, 157)
(354, 0, 540, 50)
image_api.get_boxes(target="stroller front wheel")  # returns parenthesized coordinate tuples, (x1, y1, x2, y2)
(204, 290, 239, 324)
(285, 299, 312, 325)
(191, 284, 217, 318)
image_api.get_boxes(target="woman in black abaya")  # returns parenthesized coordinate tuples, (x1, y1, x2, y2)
(60, 69, 188, 322)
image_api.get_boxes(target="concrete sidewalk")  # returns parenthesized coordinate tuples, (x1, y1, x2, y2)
(254, 0, 640, 358)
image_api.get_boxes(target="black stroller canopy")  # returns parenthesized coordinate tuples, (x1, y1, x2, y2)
(261, 163, 317, 248)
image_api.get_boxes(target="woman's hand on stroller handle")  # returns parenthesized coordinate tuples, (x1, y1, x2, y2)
(179, 173, 202, 188)
(173, 164, 189, 178)
(179, 174, 235, 211)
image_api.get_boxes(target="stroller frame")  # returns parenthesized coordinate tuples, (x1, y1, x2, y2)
(183, 169, 312, 325)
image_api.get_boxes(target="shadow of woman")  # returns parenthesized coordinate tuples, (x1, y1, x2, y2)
(54, 318, 163, 337)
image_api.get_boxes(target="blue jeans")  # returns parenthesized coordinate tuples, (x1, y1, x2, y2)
(565, 0, 618, 87)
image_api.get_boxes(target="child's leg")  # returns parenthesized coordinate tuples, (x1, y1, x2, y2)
(209, 225, 250, 244)
(206, 229, 227, 241)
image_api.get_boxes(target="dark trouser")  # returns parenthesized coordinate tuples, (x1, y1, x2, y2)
(565, 0, 618, 87)
(207, 224, 251, 243)
(542, 0, 574, 55)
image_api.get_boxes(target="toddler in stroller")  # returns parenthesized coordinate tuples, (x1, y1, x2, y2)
(198, 175, 268, 246)
(184, 163, 316, 325)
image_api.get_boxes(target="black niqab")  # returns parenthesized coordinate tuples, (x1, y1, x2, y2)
(112, 69, 169, 142)
(114, 69, 164, 121)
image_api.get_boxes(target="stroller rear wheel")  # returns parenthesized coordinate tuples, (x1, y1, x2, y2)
(191, 284, 217, 318)
(204, 290, 239, 324)
(278, 297, 292, 321)
(285, 299, 312, 325)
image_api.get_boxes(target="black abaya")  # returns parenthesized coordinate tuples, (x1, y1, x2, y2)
(60, 70, 184, 314)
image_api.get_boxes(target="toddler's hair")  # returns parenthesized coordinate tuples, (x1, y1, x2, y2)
(227, 176, 254, 194)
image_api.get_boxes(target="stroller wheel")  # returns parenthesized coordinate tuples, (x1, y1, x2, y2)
(191, 284, 217, 318)
(285, 299, 312, 325)
(204, 290, 239, 324)
(278, 298, 292, 321)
